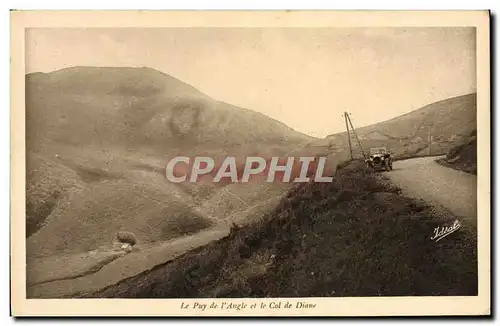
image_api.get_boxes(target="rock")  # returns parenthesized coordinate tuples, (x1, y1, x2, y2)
(112, 240, 134, 253)
(122, 243, 133, 253)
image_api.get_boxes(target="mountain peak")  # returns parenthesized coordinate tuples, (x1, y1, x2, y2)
(27, 65, 205, 99)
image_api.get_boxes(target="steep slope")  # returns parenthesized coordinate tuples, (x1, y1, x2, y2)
(26, 66, 315, 258)
(26, 66, 311, 153)
(437, 129, 477, 174)
(83, 161, 477, 298)
(324, 93, 477, 159)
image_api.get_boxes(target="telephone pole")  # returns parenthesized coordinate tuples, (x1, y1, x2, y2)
(345, 112, 367, 159)
(344, 112, 353, 160)
(428, 131, 432, 155)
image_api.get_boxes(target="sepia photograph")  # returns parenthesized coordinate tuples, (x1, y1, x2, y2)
(10, 10, 490, 317)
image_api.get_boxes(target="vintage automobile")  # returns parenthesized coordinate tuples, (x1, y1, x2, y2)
(365, 147, 393, 171)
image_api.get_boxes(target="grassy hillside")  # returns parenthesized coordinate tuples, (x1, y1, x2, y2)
(437, 130, 477, 175)
(26, 66, 315, 258)
(324, 93, 477, 159)
(27, 66, 312, 153)
(82, 161, 477, 298)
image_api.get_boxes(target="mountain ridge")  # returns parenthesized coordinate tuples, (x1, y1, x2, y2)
(25, 66, 314, 258)
(325, 92, 476, 139)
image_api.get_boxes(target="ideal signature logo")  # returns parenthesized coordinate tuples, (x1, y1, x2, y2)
(430, 220, 462, 242)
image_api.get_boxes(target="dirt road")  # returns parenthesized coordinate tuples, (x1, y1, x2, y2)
(27, 226, 230, 298)
(387, 156, 477, 224)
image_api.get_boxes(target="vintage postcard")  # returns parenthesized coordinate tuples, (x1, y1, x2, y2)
(10, 10, 490, 317)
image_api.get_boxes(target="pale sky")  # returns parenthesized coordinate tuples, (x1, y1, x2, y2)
(25, 27, 476, 138)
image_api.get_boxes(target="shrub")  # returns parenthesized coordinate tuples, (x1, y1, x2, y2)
(115, 231, 138, 246)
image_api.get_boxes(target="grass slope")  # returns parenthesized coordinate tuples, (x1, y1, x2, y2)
(26, 66, 313, 152)
(324, 93, 477, 159)
(437, 130, 477, 175)
(26, 67, 315, 256)
(26, 170, 215, 258)
(83, 161, 477, 298)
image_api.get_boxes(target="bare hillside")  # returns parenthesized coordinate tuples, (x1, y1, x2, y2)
(27, 66, 312, 153)
(26, 66, 315, 258)
(324, 93, 477, 159)
(437, 130, 477, 174)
